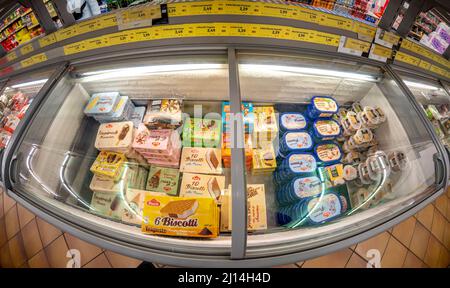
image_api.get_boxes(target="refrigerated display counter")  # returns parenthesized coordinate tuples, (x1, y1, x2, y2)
(0, 44, 447, 267)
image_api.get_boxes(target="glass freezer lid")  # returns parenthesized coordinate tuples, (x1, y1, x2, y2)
(236, 52, 441, 245)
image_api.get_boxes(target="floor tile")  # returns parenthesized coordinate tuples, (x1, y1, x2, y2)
(403, 251, 424, 268)
(392, 217, 416, 247)
(416, 204, 434, 230)
(8, 233, 27, 268)
(0, 194, 4, 219)
(28, 250, 50, 268)
(3, 193, 16, 214)
(64, 233, 102, 267)
(105, 250, 142, 268)
(17, 204, 35, 229)
(0, 244, 14, 268)
(5, 205, 19, 240)
(0, 218, 7, 248)
(302, 249, 352, 268)
(434, 195, 447, 218)
(437, 246, 449, 268)
(381, 237, 408, 268)
(447, 199, 450, 221)
(447, 186, 450, 198)
(409, 222, 431, 260)
(431, 210, 446, 243)
(21, 219, 43, 259)
(443, 222, 450, 250)
(36, 217, 62, 247)
(355, 232, 390, 261)
(345, 253, 368, 268)
(83, 253, 112, 268)
(44, 235, 70, 268)
(423, 236, 442, 268)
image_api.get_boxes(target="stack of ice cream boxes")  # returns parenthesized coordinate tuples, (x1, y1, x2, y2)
(275, 96, 349, 227)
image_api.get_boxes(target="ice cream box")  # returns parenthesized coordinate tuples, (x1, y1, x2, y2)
(143, 99, 183, 129)
(3, 113, 20, 133)
(180, 147, 222, 174)
(130, 106, 146, 128)
(89, 167, 128, 194)
(0, 129, 12, 149)
(279, 112, 308, 132)
(90, 191, 124, 220)
(307, 96, 339, 119)
(141, 195, 219, 238)
(222, 101, 254, 133)
(145, 166, 180, 195)
(95, 121, 134, 151)
(121, 188, 151, 225)
(90, 151, 127, 181)
(182, 118, 222, 148)
(253, 106, 278, 141)
(94, 96, 134, 123)
(84, 92, 120, 116)
(126, 162, 148, 190)
(132, 124, 181, 155)
(313, 142, 342, 166)
(220, 184, 267, 232)
(252, 144, 277, 173)
(311, 119, 341, 141)
(139, 147, 181, 161)
(179, 173, 225, 202)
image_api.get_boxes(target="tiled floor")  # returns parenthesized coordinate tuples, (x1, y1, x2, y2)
(0, 186, 449, 268)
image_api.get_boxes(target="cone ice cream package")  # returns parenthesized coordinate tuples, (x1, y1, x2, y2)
(145, 166, 180, 195)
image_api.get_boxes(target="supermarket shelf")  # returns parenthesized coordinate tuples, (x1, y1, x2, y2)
(0, 25, 26, 42)
(0, 14, 22, 33)
(27, 23, 40, 30)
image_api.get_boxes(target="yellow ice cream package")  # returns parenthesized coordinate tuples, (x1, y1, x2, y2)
(90, 151, 127, 181)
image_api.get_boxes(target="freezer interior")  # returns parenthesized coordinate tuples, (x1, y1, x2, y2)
(5, 52, 442, 254)
(400, 73, 450, 148)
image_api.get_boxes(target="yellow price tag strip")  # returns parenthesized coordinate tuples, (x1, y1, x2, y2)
(97, 14, 118, 29)
(55, 26, 80, 41)
(118, 5, 161, 25)
(319, 13, 354, 31)
(20, 53, 47, 68)
(220, 1, 261, 15)
(430, 65, 447, 77)
(395, 51, 420, 66)
(77, 18, 102, 35)
(20, 44, 34, 55)
(380, 31, 400, 45)
(39, 34, 57, 48)
(355, 22, 376, 40)
(64, 41, 87, 55)
(344, 38, 371, 52)
(6, 52, 17, 62)
(313, 31, 340, 46)
(418, 60, 431, 71)
(372, 44, 392, 59)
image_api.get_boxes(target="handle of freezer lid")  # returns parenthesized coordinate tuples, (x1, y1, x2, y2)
(9, 154, 18, 186)
(433, 153, 445, 186)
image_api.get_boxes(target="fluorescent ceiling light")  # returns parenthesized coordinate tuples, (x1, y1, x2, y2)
(240, 64, 378, 82)
(79, 64, 225, 82)
(10, 79, 48, 89)
(404, 80, 440, 90)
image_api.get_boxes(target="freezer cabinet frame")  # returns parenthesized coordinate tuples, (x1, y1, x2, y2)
(1, 44, 448, 267)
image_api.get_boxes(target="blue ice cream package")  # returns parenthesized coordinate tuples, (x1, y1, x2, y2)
(276, 175, 323, 206)
(84, 92, 120, 117)
(95, 96, 135, 123)
(313, 141, 342, 166)
(306, 96, 339, 119)
(273, 152, 317, 185)
(279, 131, 314, 157)
(279, 112, 308, 132)
(310, 118, 341, 141)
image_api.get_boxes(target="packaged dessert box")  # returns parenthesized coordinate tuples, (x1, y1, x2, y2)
(90, 151, 126, 181)
(126, 162, 148, 190)
(253, 106, 278, 144)
(279, 112, 308, 132)
(146, 166, 180, 195)
(179, 173, 226, 202)
(311, 119, 341, 141)
(90, 191, 124, 220)
(222, 101, 254, 133)
(0, 129, 12, 149)
(182, 118, 222, 148)
(313, 142, 342, 166)
(89, 168, 128, 194)
(143, 99, 183, 129)
(307, 96, 339, 119)
(3, 113, 20, 133)
(95, 121, 134, 152)
(122, 188, 148, 225)
(252, 144, 277, 174)
(141, 194, 219, 238)
(179, 147, 223, 174)
(132, 124, 181, 155)
(130, 106, 146, 128)
(84, 92, 120, 117)
(222, 133, 253, 169)
(220, 184, 267, 232)
(94, 96, 134, 123)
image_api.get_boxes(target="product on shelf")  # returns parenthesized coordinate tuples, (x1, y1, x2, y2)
(89, 168, 128, 194)
(314, 141, 342, 166)
(94, 96, 135, 123)
(343, 165, 358, 181)
(84, 92, 121, 118)
(90, 191, 124, 220)
(222, 101, 254, 133)
(182, 118, 222, 148)
(279, 112, 308, 132)
(221, 133, 253, 170)
(279, 131, 314, 157)
(307, 96, 339, 119)
(127, 162, 148, 190)
(276, 176, 323, 206)
(132, 124, 182, 168)
(0, 129, 12, 149)
(95, 121, 134, 152)
(141, 195, 219, 238)
(388, 151, 408, 172)
(273, 152, 317, 185)
(143, 99, 183, 129)
(90, 151, 127, 181)
(341, 111, 362, 135)
(220, 184, 267, 232)
(145, 166, 180, 195)
(179, 172, 226, 202)
(321, 163, 345, 187)
(252, 144, 277, 175)
(277, 193, 348, 226)
(130, 106, 146, 128)
(180, 147, 223, 175)
(252, 106, 278, 145)
(311, 119, 341, 141)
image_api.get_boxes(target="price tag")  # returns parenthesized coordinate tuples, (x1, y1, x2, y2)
(64, 41, 87, 55)
(260, 4, 296, 18)
(97, 14, 118, 29)
(369, 44, 392, 62)
(6, 52, 17, 62)
(226, 23, 253, 37)
(133, 27, 155, 41)
(167, 3, 181, 16)
(108, 31, 137, 46)
(20, 44, 34, 55)
(39, 34, 57, 48)
(288, 27, 316, 43)
(220, 1, 261, 15)
(320, 14, 353, 31)
(430, 65, 447, 77)
(401, 39, 414, 51)
(297, 7, 320, 23)
(159, 25, 192, 39)
(418, 60, 431, 70)
(56, 26, 79, 41)
(184, 2, 216, 15)
(20, 58, 35, 68)
(380, 31, 400, 45)
(313, 32, 340, 47)
(77, 19, 100, 34)
(192, 24, 218, 37)
(254, 25, 285, 39)
(355, 22, 376, 42)
(395, 51, 420, 66)
(31, 53, 47, 64)
(84, 36, 110, 51)
(338, 36, 370, 56)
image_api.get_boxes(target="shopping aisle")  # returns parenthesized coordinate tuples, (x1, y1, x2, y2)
(0, 185, 449, 268)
